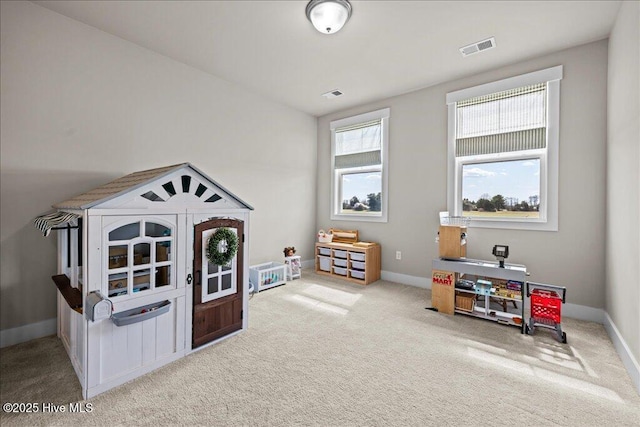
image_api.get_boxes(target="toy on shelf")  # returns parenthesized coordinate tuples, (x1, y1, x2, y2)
(492, 244, 509, 268)
(317, 229, 333, 243)
(283, 246, 301, 280)
(329, 228, 358, 244)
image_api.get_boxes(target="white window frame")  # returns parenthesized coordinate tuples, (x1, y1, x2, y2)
(446, 66, 562, 231)
(104, 217, 175, 299)
(201, 227, 237, 303)
(330, 108, 390, 222)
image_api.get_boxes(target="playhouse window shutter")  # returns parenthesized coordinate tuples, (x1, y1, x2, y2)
(455, 83, 547, 157)
(334, 120, 382, 169)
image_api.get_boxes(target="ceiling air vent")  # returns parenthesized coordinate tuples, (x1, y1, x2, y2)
(459, 37, 496, 57)
(322, 89, 343, 99)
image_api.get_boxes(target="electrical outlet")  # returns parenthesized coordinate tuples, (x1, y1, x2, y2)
(396, 251, 402, 260)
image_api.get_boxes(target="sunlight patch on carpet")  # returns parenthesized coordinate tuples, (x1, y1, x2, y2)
(467, 347, 624, 403)
(537, 352, 584, 372)
(462, 338, 509, 356)
(530, 341, 599, 376)
(569, 346, 599, 378)
(286, 294, 349, 316)
(467, 347, 534, 376)
(302, 284, 362, 307)
(532, 365, 623, 403)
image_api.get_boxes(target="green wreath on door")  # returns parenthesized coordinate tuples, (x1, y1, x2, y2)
(206, 227, 238, 266)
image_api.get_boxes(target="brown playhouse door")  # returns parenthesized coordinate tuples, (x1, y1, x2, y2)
(193, 218, 244, 348)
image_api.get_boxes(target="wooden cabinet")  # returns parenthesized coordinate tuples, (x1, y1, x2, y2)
(315, 242, 381, 285)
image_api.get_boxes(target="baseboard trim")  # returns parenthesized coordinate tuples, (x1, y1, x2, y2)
(381, 270, 431, 289)
(604, 312, 640, 395)
(301, 259, 315, 270)
(0, 318, 57, 349)
(562, 303, 605, 323)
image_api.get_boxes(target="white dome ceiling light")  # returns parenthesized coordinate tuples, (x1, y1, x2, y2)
(305, 0, 353, 35)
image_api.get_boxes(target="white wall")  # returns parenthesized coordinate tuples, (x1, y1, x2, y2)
(607, 0, 640, 372)
(0, 1, 317, 334)
(317, 40, 609, 309)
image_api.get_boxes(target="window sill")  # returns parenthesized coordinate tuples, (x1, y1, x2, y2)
(331, 213, 388, 223)
(466, 217, 557, 231)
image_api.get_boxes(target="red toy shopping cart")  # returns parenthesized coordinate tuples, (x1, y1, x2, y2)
(525, 282, 567, 343)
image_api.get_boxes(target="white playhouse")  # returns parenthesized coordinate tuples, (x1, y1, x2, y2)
(34, 163, 252, 399)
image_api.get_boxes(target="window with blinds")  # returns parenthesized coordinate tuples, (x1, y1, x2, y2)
(330, 108, 390, 222)
(446, 66, 562, 230)
(334, 120, 382, 169)
(455, 83, 546, 157)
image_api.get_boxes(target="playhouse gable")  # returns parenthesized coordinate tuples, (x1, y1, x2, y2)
(53, 163, 253, 211)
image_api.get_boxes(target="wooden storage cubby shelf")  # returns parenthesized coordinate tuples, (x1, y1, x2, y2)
(315, 242, 381, 285)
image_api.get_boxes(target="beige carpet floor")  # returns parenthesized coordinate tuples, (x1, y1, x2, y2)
(1, 270, 639, 426)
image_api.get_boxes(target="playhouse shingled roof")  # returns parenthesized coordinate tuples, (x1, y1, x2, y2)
(52, 163, 253, 210)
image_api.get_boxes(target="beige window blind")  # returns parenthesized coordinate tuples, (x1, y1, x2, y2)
(335, 120, 382, 169)
(455, 83, 547, 157)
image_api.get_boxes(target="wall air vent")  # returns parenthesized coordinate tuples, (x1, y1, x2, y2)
(322, 89, 343, 99)
(459, 37, 496, 57)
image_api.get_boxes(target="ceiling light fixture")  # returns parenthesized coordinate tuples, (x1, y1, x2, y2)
(306, 0, 352, 35)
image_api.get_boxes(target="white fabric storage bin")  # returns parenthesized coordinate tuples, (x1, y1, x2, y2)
(318, 255, 331, 271)
(318, 247, 331, 256)
(350, 269, 365, 280)
(333, 258, 348, 268)
(351, 260, 365, 270)
(333, 249, 348, 259)
(333, 266, 347, 276)
(350, 252, 365, 262)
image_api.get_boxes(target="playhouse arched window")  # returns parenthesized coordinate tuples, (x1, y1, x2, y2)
(106, 219, 174, 298)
